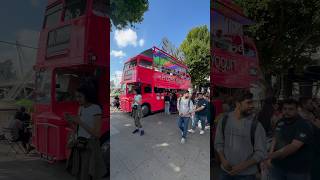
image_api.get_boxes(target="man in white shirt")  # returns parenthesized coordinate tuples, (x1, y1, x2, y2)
(177, 90, 194, 144)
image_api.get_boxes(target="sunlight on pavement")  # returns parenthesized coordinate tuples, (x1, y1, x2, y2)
(152, 143, 170, 148)
(169, 163, 181, 172)
(124, 123, 132, 127)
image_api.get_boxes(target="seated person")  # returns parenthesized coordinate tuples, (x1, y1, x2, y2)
(9, 107, 34, 153)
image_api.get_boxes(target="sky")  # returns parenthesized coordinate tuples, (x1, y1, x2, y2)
(110, 0, 210, 87)
(0, 0, 46, 77)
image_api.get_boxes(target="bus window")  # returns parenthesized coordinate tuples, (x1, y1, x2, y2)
(55, 72, 80, 102)
(138, 59, 153, 69)
(124, 59, 137, 70)
(92, 0, 108, 17)
(127, 83, 141, 94)
(35, 69, 52, 103)
(144, 85, 152, 94)
(46, 25, 71, 56)
(64, 0, 87, 20)
(154, 87, 165, 93)
(44, 3, 63, 28)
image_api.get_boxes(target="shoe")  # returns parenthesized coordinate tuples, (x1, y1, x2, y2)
(181, 138, 186, 144)
(188, 129, 195, 133)
(140, 130, 145, 136)
(132, 129, 139, 134)
(200, 130, 205, 135)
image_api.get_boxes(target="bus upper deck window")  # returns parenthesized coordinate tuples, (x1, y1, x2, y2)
(44, 3, 63, 28)
(64, 0, 87, 20)
(139, 60, 152, 69)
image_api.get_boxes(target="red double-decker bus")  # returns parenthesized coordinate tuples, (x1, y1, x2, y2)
(211, 0, 261, 115)
(120, 47, 191, 116)
(32, 0, 109, 161)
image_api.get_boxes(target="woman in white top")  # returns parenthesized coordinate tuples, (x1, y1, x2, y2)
(65, 86, 106, 180)
(132, 89, 144, 136)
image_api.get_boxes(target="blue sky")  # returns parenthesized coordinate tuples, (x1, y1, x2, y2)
(0, 0, 46, 71)
(110, 0, 210, 84)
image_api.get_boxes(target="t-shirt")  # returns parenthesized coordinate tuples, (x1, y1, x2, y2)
(272, 117, 313, 173)
(177, 98, 194, 117)
(132, 94, 142, 107)
(164, 95, 170, 102)
(78, 104, 102, 138)
(195, 98, 207, 116)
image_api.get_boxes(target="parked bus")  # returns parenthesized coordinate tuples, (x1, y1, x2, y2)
(120, 46, 191, 116)
(32, 0, 109, 162)
(211, 0, 261, 114)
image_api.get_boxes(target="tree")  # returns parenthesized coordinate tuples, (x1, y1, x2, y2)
(180, 25, 210, 87)
(234, 0, 320, 96)
(109, 0, 149, 29)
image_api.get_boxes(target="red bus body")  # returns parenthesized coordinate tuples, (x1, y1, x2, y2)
(212, 0, 261, 90)
(211, 0, 261, 116)
(32, 0, 109, 161)
(120, 47, 191, 115)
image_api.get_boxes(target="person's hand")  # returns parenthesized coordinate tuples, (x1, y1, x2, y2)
(221, 159, 232, 172)
(229, 162, 248, 175)
(261, 159, 272, 171)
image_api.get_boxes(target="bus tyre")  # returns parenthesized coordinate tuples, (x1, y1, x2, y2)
(142, 104, 150, 117)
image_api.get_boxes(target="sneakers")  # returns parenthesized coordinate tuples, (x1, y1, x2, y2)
(140, 130, 145, 136)
(132, 129, 139, 134)
(180, 138, 186, 144)
(200, 130, 205, 135)
(188, 129, 195, 133)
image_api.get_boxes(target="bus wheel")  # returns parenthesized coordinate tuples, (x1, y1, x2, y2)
(141, 104, 150, 117)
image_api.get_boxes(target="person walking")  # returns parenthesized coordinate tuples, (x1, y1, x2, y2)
(263, 99, 313, 180)
(177, 90, 194, 144)
(214, 91, 267, 180)
(188, 92, 208, 135)
(131, 89, 144, 136)
(164, 91, 171, 115)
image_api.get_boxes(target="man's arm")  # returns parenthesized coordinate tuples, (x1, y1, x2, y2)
(269, 121, 310, 160)
(268, 140, 304, 160)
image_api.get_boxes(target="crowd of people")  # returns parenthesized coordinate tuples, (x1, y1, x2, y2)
(129, 89, 211, 144)
(212, 90, 320, 180)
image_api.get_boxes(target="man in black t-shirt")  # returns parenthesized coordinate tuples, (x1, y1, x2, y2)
(264, 99, 313, 180)
(188, 92, 207, 135)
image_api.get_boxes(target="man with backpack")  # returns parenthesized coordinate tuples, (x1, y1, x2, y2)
(177, 90, 194, 144)
(214, 91, 267, 180)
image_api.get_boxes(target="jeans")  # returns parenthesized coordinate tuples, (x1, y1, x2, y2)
(270, 166, 310, 180)
(165, 101, 170, 115)
(178, 117, 190, 138)
(192, 114, 206, 130)
(219, 170, 256, 180)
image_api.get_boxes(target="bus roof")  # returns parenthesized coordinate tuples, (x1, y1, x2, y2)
(212, 0, 254, 25)
(125, 46, 188, 69)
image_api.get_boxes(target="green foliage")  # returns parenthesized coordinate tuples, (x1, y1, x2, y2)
(180, 25, 210, 87)
(109, 0, 149, 29)
(233, 0, 320, 75)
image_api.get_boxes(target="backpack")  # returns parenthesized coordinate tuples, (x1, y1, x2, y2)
(221, 113, 258, 147)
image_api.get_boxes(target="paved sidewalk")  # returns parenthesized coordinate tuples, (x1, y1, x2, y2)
(110, 112, 210, 180)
